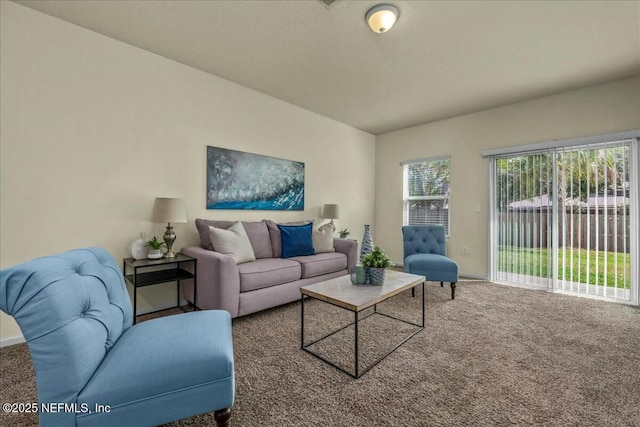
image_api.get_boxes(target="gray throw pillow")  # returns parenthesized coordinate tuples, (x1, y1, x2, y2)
(196, 218, 273, 258)
(313, 222, 335, 253)
(209, 222, 256, 264)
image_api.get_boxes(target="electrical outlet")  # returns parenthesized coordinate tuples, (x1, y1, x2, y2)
(462, 246, 469, 255)
(474, 204, 481, 213)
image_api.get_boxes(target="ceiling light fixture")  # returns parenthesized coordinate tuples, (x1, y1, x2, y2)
(365, 4, 399, 34)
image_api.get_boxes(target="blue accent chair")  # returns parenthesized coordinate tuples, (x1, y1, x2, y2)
(402, 225, 459, 299)
(0, 248, 235, 427)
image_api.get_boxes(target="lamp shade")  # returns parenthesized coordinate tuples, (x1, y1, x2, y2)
(151, 198, 187, 223)
(365, 4, 399, 33)
(322, 204, 340, 220)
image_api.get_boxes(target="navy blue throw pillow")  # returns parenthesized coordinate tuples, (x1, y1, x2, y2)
(278, 223, 315, 258)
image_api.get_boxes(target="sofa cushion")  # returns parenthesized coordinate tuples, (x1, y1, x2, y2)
(312, 223, 335, 254)
(289, 252, 348, 279)
(237, 258, 301, 292)
(266, 220, 312, 257)
(278, 223, 315, 258)
(196, 219, 273, 258)
(209, 222, 256, 264)
(240, 221, 273, 258)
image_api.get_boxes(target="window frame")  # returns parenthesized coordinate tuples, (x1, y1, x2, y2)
(402, 155, 451, 237)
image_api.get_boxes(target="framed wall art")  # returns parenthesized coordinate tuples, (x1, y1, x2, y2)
(206, 146, 305, 210)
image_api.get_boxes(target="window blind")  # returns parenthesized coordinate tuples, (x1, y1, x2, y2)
(402, 157, 451, 235)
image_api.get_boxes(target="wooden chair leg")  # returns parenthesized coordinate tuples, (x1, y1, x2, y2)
(412, 287, 415, 297)
(450, 283, 456, 300)
(214, 408, 231, 427)
(440, 281, 443, 287)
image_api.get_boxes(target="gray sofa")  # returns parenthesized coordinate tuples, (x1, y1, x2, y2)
(182, 219, 357, 318)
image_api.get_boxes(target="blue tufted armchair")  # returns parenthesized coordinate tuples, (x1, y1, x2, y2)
(0, 247, 235, 427)
(402, 225, 459, 299)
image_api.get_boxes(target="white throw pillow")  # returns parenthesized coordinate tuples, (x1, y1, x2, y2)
(312, 222, 335, 254)
(209, 222, 256, 264)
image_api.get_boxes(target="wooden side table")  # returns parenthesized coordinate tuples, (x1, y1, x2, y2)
(123, 253, 197, 324)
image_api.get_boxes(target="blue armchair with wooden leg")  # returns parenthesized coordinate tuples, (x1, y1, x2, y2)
(0, 247, 235, 427)
(402, 225, 459, 299)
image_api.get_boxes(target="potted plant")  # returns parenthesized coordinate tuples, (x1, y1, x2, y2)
(339, 228, 350, 239)
(146, 236, 166, 259)
(361, 246, 392, 285)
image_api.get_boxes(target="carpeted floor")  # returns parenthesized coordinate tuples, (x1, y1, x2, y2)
(1, 280, 639, 426)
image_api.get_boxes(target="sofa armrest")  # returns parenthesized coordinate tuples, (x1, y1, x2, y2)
(333, 239, 357, 270)
(181, 246, 241, 317)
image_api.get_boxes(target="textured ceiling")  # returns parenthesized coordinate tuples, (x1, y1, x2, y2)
(15, 0, 640, 135)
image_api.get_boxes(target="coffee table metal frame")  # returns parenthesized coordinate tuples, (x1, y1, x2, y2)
(300, 272, 425, 379)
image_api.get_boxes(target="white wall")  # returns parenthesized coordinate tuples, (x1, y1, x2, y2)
(375, 75, 640, 277)
(3, 1, 639, 344)
(0, 2, 375, 343)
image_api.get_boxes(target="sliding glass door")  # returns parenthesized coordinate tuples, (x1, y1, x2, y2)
(494, 152, 554, 289)
(490, 137, 637, 304)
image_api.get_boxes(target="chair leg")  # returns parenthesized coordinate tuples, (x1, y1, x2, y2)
(214, 408, 231, 427)
(450, 283, 456, 300)
(412, 287, 415, 297)
(440, 281, 443, 287)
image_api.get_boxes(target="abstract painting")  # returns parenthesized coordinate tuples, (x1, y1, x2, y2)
(207, 146, 305, 210)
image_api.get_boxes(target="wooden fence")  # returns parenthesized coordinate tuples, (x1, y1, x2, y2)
(497, 210, 631, 253)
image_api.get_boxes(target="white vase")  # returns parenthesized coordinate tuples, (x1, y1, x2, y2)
(129, 233, 148, 260)
(147, 249, 163, 260)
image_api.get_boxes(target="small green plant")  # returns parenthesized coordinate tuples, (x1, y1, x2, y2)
(146, 236, 166, 250)
(339, 228, 350, 238)
(362, 246, 392, 268)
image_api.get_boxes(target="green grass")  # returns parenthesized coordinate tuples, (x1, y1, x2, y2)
(498, 246, 631, 289)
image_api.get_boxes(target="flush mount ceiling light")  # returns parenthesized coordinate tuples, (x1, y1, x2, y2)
(365, 4, 399, 34)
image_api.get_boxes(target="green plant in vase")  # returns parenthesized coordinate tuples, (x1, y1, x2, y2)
(146, 236, 166, 260)
(339, 228, 350, 239)
(362, 246, 392, 285)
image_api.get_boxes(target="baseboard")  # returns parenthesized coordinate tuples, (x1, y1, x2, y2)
(134, 300, 189, 316)
(0, 300, 190, 348)
(0, 335, 26, 347)
(460, 273, 488, 280)
(390, 265, 487, 281)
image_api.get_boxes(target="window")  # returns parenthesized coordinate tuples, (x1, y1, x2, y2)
(402, 156, 451, 235)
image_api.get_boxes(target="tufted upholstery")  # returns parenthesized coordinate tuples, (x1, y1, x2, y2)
(0, 248, 235, 427)
(403, 225, 447, 257)
(402, 226, 459, 299)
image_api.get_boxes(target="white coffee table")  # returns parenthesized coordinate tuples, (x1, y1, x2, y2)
(300, 269, 425, 378)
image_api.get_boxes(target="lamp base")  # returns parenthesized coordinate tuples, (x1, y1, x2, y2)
(163, 223, 177, 258)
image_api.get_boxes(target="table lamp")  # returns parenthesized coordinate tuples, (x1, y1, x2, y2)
(322, 204, 340, 229)
(151, 197, 187, 258)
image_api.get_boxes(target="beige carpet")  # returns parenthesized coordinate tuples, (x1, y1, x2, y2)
(1, 280, 639, 426)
